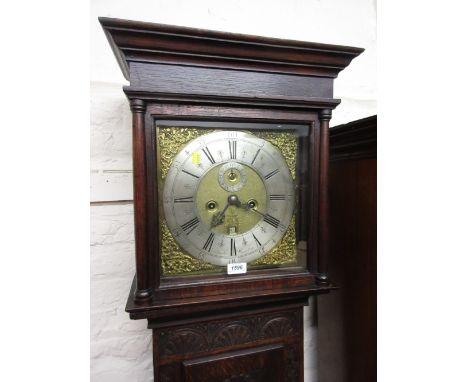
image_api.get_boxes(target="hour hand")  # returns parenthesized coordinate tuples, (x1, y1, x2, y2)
(211, 211, 225, 228)
(210, 195, 243, 228)
(211, 203, 229, 228)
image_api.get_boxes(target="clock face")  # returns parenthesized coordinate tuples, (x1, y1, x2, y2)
(162, 131, 295, 266)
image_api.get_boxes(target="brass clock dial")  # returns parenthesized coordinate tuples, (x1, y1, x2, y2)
(163, 131, 295, 266)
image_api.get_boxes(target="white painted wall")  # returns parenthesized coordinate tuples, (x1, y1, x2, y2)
(90, 1, 376, 381)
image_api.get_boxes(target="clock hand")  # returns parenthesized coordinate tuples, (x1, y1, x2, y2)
(211, 203, 229, 228)
(229, 196, 252, 210)
(249, 206, 265, 216)
(242, 200, 266, 216)
(211, 195, 242, 228)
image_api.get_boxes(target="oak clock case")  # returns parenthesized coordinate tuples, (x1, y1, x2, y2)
(157, 121, 309, 277)
(99, 16, 363, 382)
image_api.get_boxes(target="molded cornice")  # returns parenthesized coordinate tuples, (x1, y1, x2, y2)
(99, 17, 364, 80)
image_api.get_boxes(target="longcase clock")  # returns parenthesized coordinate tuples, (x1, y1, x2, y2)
(99, 17, 363, 382)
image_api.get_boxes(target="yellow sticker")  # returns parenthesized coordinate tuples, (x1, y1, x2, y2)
(191, 152, 202, 165)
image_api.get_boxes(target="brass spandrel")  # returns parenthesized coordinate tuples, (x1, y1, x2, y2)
(254, 131, 297, 180)
(160, 218, 218, 276)
(158, 127, 217, 181)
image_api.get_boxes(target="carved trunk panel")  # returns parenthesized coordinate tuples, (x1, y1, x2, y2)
(152, 306, 304, 382)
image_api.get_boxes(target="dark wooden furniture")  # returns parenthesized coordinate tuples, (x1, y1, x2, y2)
(152, 304, 304, 382)
(318, 115, 377, 382)
(100, 17, 363, 381)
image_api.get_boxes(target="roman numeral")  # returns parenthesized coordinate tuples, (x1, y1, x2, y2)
(203, 232, 215, 252)
(251, 149, 260, 165)
(264, 214, 280, 228)
(174, 196, 194, 203)
(202, 147, 216, 164)
(229, 140, 237, 159)
(252, 233, 262, 247)
(181, 217, 199, 234)
(264, 169, 279, 180)
(230, 238, 237, 256)
(182, 169, 200, 179)
(269, 194, 286, 201)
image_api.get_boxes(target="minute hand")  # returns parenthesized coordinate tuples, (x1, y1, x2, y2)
(247, 205, 265, 216)
(249, 207, 282, 229)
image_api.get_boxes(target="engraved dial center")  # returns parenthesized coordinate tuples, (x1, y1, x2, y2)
(197, 162, 266, 236)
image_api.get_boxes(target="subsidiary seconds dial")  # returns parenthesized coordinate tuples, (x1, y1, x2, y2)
(162, 131, 295, 266)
